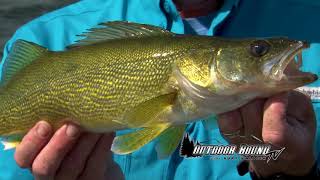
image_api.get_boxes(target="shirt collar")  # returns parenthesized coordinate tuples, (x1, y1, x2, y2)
(208, 0, 240, 35)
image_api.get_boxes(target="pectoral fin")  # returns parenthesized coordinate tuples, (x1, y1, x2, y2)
(156, 125, 186, 159)
(111, 123, 170, 154)
(124, 93, 177, 127)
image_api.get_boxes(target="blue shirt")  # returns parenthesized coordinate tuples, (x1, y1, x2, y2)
(0, 0, 319, 179)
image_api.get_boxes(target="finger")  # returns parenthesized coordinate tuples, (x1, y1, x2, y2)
(55, 133, 101, 180)
(15, 121, 52, 168)
(282, 91, 316, 153)
(217, 109, 244, 145)
(32, 123, 81, 180)
(287, 90, 316, 126)
(240, 99, 265, 141)
(262, 92, 289, 146)
(286, 91, 316, 147)
(79, 133, 124, 180)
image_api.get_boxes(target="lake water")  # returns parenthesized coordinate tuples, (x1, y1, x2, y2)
(0, 0, 77, 60)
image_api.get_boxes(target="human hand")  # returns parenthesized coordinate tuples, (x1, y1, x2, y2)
(217, 91, 316, 177)
(14, 121, 124, 180)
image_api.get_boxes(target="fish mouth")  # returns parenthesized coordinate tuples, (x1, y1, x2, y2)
(270, 41, 317, 86)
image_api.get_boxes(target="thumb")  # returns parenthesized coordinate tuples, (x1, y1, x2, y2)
(262, 92, 289, 146)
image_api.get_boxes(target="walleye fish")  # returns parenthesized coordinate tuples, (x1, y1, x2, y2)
(0, 22, 317, 157)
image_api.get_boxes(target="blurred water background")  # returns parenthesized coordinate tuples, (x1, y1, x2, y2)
(0, 0, 77, 60)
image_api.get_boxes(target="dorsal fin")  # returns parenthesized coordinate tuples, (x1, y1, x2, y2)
(1, 40, 47, 86)
(68, 21, 174, 48)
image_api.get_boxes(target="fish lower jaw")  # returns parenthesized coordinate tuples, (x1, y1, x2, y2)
(273, 50, 302, 80)
(280, 60, 317, 85)
(273, 48, 317, 85)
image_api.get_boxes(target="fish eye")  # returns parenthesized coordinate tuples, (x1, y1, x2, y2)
(249, 40, 270, 57)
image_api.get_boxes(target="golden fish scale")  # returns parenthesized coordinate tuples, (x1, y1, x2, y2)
(0, 36, 202, 135)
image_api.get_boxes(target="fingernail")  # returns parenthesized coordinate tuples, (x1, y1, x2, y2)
(66, 124, 80, 138)
(36, 122, 51, 138)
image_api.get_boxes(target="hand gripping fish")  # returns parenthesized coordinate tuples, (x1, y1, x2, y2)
(0, 22, 317, 157)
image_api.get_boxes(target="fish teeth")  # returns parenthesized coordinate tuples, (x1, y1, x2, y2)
(296, 52, 303, 68)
